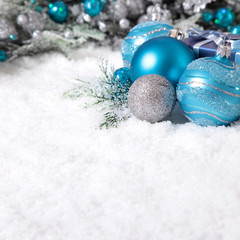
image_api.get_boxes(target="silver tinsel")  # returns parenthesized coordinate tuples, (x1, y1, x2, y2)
(0, 17, 18, 40)
(128, 74, 176, 123)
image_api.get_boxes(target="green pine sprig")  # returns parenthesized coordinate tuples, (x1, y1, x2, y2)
(64, 58, 132, 129)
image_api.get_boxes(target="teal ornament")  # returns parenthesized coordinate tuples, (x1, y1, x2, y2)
(121, 21, 173, 68)
(214, 8, 234, 28)
(48, 1, 69, 23)
(0, 50, 7, 62)
(202, 11, 213, 23)
(9, 34, 16, 41)
(84, 0, 105, 17)
(130, 36, 195, 88)
(177, 55, 240, 126)
(229, 25, 240, 35)
(114, 67, 132, 86)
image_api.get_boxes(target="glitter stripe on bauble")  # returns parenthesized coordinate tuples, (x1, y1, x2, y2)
(177, 56, 240, 126)
(121, 21, 173, 68)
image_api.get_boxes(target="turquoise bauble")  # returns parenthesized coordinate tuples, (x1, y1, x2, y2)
(177, 56, 240, 126)
(121, 21, 173, 68)
(84, 0, 105, 17)
(214, 8, 234, 28)
(130, 36, 195, 87)
(48, 1, 69, 23)
(202, 11, 214, 23)
(113, 67, 132, 86)
(0, 50, 7, 62)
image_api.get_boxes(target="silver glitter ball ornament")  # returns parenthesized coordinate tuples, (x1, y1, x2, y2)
(128, 74, 176, 123)
(21, 11, 45, 34)
(109, 1, 128, 21)
(126, 0, 145, 20)
(137, 15, 148, 24)
(0, 18, 18, 40)
(119, 18, 130, 29)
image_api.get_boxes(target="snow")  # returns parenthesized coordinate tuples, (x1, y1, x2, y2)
(0, 46, 240, 240)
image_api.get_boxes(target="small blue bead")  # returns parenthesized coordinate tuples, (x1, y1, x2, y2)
(36, 6, 43, 12)
(0, 51, 7, 62)
(202, 11, 213, 23)
(48, 1, 69, 23)
(114, 67, 132, 86)
(84, 0, 105, 17)
(214, 8, 234, 28)
(9, 34, 16, 41)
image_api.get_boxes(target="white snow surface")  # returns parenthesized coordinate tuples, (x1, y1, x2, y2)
(1, 46, 240, 240)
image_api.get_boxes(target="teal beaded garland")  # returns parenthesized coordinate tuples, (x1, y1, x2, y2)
(0, 50, 7, 62)
(48, 1, 69, 23)
(130, 36, 195, 88)
(113, 67, 132, 86)
(202, 11, 214, 23)
(121, 21, 173, 68)
(214, 8, 234, 28)
(84, 0, 105, 17)
(177, 55, 240, 126)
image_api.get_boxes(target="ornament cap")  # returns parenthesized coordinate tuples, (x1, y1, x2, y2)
(216, 41, 231, 58)
(168, 28, 185, 41)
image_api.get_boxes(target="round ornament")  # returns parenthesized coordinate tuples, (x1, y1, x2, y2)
(130, 36, 195, 87)
(128, 74, 176, 123)
(114, 67, 132, 86)
(202, 11, 214, 23)
(177, 55, 240, 126)
(121, 21, 173, 68)
(48, 1, 69, 23)
(229, 25, 240, 35)
(84, 0, 105, 17)
(0, 50, 7, 62)
(214, 8, 234, 28)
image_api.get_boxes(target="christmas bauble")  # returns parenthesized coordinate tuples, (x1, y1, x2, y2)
(0, 50, 7, 62)
(214, 8, 234, 28)
(113, 67, 132, 86)
(128, 74, 176, 123)
(84, 0, 105, 17)
(48, 1, 69, 23)
(121, 21, 173, 68)
(130, 36, 195, 87)
(177, 56, 240, 126)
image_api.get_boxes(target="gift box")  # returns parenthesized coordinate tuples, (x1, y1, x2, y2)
(184, 29, 240, 64)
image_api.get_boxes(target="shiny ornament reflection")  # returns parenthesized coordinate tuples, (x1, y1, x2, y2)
(130, 36, 195, 87)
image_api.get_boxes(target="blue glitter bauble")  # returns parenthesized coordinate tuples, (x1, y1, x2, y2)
(0, 50, 7, 62)
(214, 8, 234, 28)
(130, 36, 195, 88)
(177, 56, 240, 126)
(121, 21, 173, 68)
(114, 67, 132, 86)
(84, 0, 105, 17)
(48, 1, 69, 23)
(202, 11, 213, 23)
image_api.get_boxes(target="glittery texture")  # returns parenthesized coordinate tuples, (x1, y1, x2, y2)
(128, 74, 176, 123)
(0, 17, 18, 40)
(121, 21, 173, 68)
(177, 56, 240, 126)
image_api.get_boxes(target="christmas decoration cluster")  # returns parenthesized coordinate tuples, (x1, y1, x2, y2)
(1, 0, 240, 62)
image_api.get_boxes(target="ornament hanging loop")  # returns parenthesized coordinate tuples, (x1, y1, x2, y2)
(216, 41, 231, 58)
(168, 28, 185, 41)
